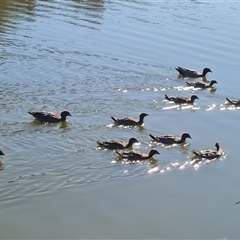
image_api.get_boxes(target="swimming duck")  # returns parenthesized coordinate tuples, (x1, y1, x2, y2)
(111, 113, 148, 126)
(186, 80, 217, 89)
(97, 137, 139, 150)
(115, 149, 159, 161)
(176, 67, 212, 78)
(0, 150, 4, 156)
(192, 142, 223, 159)
(165, 94, 199, 104)
(28, 110, 71, 123)
(226, 97, 240, 106)
(149, 132, 191, 144)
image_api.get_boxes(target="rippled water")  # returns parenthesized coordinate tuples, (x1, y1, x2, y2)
(1, 0, 240, 238)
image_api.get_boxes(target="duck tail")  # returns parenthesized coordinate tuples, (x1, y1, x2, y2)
(226, 97, 233, 104)
(97, 141, 104, 147)
(115, 150, 123, 157)
(28, 111, 33, 115)
(149, 134, 157, 141)
(165, 94, 171, 101)
(175, 66, 182, 74)
(186, 82, 192, 86)
(192, 150, 201, 156)
(111, 116, 117, 122)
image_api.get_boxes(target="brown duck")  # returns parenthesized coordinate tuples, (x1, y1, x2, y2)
(97, 137, 138, 150)
(28, 110, 71, 123)
(115, 149, 160, 161)
(111, 113, 148, 126)
(192, 142, 223, 159)
(186, 80, 217, 89)
(165, 94, 199, 104)
(226, 97, 240, 106)
(149, 132, 191, 144)
(176, 67, 212, 78)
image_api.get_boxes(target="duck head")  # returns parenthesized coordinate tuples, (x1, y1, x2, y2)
(182, 132, 192, 140)
(191, 95, 199, 102)
(61, 111, 72, 120)
(128, 137, 139, 145)
(210, 80, 218, 86)
(202, 68, 212, 76)
(148, 149, 160, 158)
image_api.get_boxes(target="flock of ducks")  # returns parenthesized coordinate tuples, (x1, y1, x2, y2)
(96, 67, 224, 162)
(96, 66, 228, 163)
(3, 65, 240, 166)
(98, 112, 223, 162)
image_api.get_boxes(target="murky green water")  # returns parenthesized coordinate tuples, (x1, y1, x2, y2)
(1, 0, 240, 238)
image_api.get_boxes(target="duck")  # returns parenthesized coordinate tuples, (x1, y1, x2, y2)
(28, 110, 71, 123)
(165, 94, 199, 104)
(186, 80, 217, 89)
(0, 150, 4, 156)
(97, 137, 139, 150)
(149, 132, 191, 145)
(175, 67, 212, 78)
(111, 113, 148, 126)
(192, 142, 223, 159)
(226, 97, 240, 106)
(115, 149, 160, 161)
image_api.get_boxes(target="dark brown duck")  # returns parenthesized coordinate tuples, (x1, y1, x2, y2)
(111, 113, 148, 126)
(186, 80, 217, 89)
(192, 142, 223, 159)
(149, 132, 191, 144)
(97, 137, 138, 150)
(28, 110, 71, 123)
(165, 94, 199, 104)
(176, 67, 212, 78)
(115, 149, 160, 161)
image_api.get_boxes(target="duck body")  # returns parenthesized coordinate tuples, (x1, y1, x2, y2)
(116, 149, 159, 161)
(97, 137, 138, 150)
(111, 113, 148, 126)
(186, 80, 217, 89)
(28, 110, 71, 123)
(192, 143, 223, 159)
(165, 94, 199, 104)
(226, 97, 240, 106)
(149, 132, 191, 145)
(176, 67, 212, 78)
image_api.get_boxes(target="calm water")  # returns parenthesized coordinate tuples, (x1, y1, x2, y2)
(1, 0, 240, 238)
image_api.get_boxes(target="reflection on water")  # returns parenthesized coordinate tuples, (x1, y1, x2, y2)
(0, 0, 36, 32)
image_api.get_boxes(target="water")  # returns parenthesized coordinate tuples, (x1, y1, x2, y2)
(1, 0, 240, 238)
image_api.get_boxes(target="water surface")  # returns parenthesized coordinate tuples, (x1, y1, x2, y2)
(1, 0, 240, 238)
